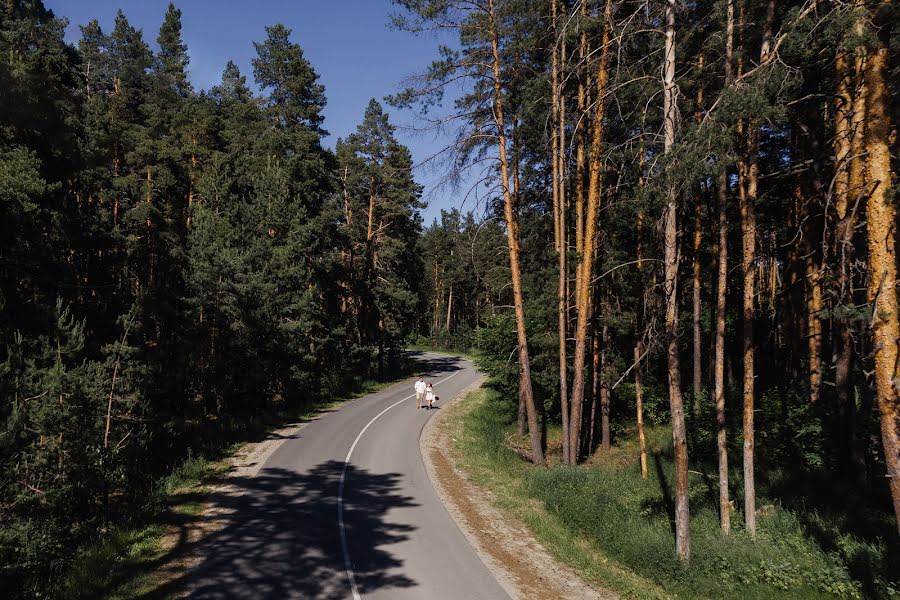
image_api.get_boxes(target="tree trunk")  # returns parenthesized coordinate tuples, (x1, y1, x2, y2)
(834, 20, 866, 463)
(575, 0, 588, 257)
(569, 0, 611, 464)
(713, 0, 733, 535)
(488, 0, 544, 464)
(635, 342, 648, 480)
(715, 170, 731, 534)
(740, 117, 758, 538)
(692, 56, 705, 411)
(445, 285, 453, 331)
(739, 0, 776, 537)
(663, 0, 690, 563)
(635, 142, 649, 481)
(693, 194, 703, 411)
(591, 317, 599, 450)
(862, 0, 900, 533)
(552, 0, 571, 464)
(600, 322, 610, 451)
(511, 115, 528, 438)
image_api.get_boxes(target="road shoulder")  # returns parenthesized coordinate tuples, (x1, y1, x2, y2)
(420, 382, 615, 600)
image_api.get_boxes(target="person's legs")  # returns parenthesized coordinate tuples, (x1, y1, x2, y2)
(416, 391, 423, 408)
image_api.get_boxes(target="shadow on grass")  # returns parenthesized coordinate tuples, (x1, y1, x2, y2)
(649, 451, 676, 536)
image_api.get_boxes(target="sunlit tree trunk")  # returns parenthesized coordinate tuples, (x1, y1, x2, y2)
(862, 0, 900, 533)
(568, 0, 611, 464)
(488, 0, 544, 464)
(445, 285, 453, 330)
(575, 0, 588, 256)
(552, 0, 570, 464)
(834, 14, 866, 462)
(513, 115, 528, 437)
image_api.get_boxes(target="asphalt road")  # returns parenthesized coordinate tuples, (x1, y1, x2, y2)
(184, 352, 510, 599)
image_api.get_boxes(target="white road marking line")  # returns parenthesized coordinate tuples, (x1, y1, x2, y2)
(337, 369, 462, 600)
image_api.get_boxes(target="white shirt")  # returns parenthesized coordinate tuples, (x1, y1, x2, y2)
(415, 380, 426, 394)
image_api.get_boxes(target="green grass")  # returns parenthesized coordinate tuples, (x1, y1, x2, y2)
(60, 453, 226, 600)
(447, 386, 898, 600)
(60, 363, 423, 600)
(447, 387, 670, 599)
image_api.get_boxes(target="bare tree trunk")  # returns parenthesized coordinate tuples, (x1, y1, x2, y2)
(692, 56, 705, 411)
(663, 0, 690, 563)
(713, 0, 734, 535)
(740, 112, 758, 538)
(635, 342, 648, 480)
(569, 0, 611, 464)
(635, 142, 649, 481)
(445, 285, 453, 331)
(104, 313, 134, 449)
(575, 0, 590, 457)
(575, 0, 588, 256)
(590, 317, 599, 450)
(512, 115, 528, 438)
(488, 0, 544, 464)
(600, 322, 610, 450)
(862, 0, 900, 533)
(739, 0, 776, 537)
(715, 171, 731, 534)
(552, 0, 571, 464)
(692, 193, 703, 411)
(433, 259, 441, 335)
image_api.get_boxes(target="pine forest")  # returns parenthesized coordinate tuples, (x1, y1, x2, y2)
(1, 0, 898, 598)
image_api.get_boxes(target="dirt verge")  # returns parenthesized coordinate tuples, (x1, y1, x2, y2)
(420, 381, 616, 600)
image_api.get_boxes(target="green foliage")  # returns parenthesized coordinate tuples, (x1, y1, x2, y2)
(336, 99, 424, 364)
(0, 3, 426, 596)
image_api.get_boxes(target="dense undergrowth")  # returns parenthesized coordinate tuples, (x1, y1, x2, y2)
(453, 385, 899, 600)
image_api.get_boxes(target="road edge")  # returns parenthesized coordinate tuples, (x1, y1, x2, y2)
(420, 379, 613, 600)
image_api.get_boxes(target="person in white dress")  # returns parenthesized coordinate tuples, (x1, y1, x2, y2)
(425, 382, 436, 410)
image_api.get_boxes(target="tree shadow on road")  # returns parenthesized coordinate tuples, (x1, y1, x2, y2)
(405, 351, 464, 378)
(146, 460, 417, 599)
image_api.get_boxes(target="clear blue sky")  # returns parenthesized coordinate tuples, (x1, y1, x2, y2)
(45, 0, 478, 225)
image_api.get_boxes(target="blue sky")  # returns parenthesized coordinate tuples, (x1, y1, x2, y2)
(45, 0, 480, 225)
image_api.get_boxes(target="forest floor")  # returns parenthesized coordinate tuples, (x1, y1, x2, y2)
(60, 364, 422, 599)
(446, 386, 898, 600)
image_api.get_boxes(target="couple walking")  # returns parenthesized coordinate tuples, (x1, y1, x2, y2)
(414, 378, 437, 410)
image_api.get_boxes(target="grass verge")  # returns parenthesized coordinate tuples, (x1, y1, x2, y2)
(448, 386, 896, 600)
(447, 387, 670, 600)
(61, 366, 423, 600)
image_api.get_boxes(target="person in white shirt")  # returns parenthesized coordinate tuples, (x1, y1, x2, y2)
(414, 378, 426, 409)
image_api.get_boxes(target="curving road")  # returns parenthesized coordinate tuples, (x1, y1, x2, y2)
(184, 352, 509, 599)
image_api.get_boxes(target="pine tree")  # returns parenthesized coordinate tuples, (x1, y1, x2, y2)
(336, 99, 424, 370)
